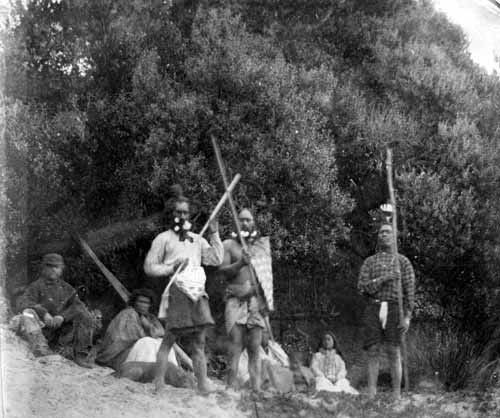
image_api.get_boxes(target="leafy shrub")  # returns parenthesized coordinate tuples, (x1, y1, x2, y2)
(407, 323, 496, 391)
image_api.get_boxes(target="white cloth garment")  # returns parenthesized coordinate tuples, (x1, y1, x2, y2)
(310, 349, 359, 395)
(124, 336, 178, 366)
(143, 229, 223, 319)
(315, 376, 359, 395)
(379, 301, 388, 329)
(173, 266, 207, 302)
(158, 266, 207, 318)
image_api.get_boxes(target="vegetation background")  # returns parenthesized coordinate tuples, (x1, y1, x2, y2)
(2, 0, 500, 392)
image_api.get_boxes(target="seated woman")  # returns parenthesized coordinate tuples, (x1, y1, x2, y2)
(96, 288, 195, 388)
(96, 288, 172, 370)
(310, 331, 358, 395)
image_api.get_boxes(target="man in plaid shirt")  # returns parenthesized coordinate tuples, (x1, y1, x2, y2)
(358, 223, 415, 399)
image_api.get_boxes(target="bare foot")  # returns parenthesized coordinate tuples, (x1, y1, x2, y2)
(225, 386, 240, 398)
(366, 387, 377, 400)
(198, 380, 217, 395)
(154, 378, 167, 393)
(226, 380, 240, 392)
(251, 386, 263, 396)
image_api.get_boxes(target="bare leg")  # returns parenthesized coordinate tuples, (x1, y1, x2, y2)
(114, 362, 151, 383)
(387, 344, 402, 399)
(227, 325, 245, 389)
(153, 331, 176, 392)
(367, 344, 380, 398)
(192, 327, 212, 394)
(247, 326, 263, 392)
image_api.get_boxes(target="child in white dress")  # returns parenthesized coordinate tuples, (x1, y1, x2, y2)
(310, 331, 358, 395)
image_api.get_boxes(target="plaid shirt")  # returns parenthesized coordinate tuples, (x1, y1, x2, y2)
(357, 251, 415, 317)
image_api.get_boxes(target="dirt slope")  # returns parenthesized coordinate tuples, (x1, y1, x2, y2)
(0, 326, 246, 418)
(2, 325, 499, 418)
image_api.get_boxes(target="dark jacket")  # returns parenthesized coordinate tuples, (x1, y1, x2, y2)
(17, 277, 77, 318)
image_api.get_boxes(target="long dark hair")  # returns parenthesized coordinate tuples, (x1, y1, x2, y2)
(129, 288, 156, 308)
(318, 330, 344, 359)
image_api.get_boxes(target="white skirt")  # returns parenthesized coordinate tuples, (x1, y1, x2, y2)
(124, 337, 178, 367)
(315, 376, 359, 395)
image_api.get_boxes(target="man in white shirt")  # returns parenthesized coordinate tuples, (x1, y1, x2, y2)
(144, 186, 223, 394)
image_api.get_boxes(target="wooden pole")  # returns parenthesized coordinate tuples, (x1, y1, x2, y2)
(76, 233, 131, 302)
(199, 174, 241, 236)
(210, 135, 274, 340)
(385, 148, 410, 393)
(163, 258, 189, 296)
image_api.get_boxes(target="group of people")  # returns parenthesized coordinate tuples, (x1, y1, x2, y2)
(11, 186, 415, 399)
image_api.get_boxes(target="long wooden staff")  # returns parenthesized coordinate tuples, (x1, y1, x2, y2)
(386, 148, 409, 393)
(211, 135, 274, 341)
(75, 233, 131, 302)
(199, 174, 241, 236)
(163, 258, 189, 296)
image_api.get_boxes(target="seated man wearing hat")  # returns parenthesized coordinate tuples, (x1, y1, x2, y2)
(16, 253, 96, 368)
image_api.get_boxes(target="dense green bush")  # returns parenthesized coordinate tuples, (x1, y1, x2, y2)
(2, 0, 500, 357)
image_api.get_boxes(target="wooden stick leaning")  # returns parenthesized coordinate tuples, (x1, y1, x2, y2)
(76, 234, 131, 302)
(172, 341, 193, 371)
(386, 148, 410, 393)
(210, 134, 275, 341)
(163, 258, 189, 296)
(74, 232, 193, 370)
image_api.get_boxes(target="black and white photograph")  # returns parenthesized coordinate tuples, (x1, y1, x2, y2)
(1, 0, 500, 417)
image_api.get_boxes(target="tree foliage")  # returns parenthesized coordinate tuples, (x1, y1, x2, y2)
(2, 0, 500, 338)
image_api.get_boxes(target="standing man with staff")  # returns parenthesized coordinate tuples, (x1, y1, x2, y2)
(357, 220, 415, 399)
(144, 185, 224, 394)
(219, 208, 274, 391)
(210, 134, 274, 393)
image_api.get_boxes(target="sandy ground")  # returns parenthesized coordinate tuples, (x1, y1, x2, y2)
(0, 325, 247, 418)
(1, 323, 499, 418)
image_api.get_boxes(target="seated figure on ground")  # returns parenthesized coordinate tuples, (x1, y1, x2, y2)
(96, 288, 195, 388)
(15, 253, 96, 368)
(97, 288, 168, 369)
(310, 331, 359, 395)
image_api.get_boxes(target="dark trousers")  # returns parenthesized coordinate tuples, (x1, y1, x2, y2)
(45, 299, 94, 356)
